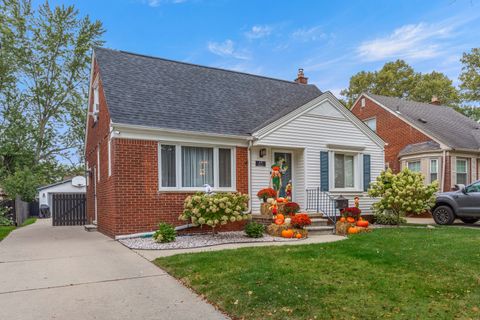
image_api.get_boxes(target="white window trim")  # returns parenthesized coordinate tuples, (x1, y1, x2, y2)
(407, 160, 421, 172)
(429, 158, 438, 183)
(97, 145, 100, 182)
(456, 158, 468, 184)
(158, 142, 237, 192)
(361, 97, 366, 107)
(93, 78, 99, 114)
(329, 151, 362, 192)
(108, 137, 112, 177)
(363, 117, 376, 132)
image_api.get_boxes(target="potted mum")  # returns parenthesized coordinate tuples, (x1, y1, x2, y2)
(257, 188, 277, 216)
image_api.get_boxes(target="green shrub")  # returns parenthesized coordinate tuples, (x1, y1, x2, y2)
(180, 192, 250, 233)
(374, 211, 407, 225)
(152, 223, 176, 243)
(0, 206, 14, 226)
(244, 222, 265, 238)
(368, 168, 438, 225)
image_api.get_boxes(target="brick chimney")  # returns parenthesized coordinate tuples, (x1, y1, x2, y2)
(430, 95, 441, 105)
(294, 68, 308, 84)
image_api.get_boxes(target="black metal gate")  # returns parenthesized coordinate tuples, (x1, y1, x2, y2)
(52, 193, 86, 226)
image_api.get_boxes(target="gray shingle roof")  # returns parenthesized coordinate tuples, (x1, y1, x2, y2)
(399, 141, 441, 156)
(94, 47, 322, 136)
(366, 93, 480, 150)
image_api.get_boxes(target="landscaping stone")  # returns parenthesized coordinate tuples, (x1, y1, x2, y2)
(119, 231, 304, 250)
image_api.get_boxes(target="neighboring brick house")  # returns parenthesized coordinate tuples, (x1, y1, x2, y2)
(85, 48, 384, 238)
(351, 93, 480, 192)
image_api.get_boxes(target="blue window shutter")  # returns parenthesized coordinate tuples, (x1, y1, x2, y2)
(363, 154, 371, 192)
(320, 151, 329, 191)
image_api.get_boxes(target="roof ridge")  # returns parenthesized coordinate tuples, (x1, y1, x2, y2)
(94, 46, 317, 87)
(366, 92, 453, 110)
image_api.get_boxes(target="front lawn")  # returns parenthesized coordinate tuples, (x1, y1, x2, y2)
(0, 226, 16, 242)
(155, 228, 480, 319)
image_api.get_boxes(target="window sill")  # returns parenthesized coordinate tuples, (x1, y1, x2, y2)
(329, 189, 366, 194)
(158, 188, 237, 193)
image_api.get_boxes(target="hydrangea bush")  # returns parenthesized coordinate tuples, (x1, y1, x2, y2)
(180, 192, 250, 234)
(368, 168, 438, 225)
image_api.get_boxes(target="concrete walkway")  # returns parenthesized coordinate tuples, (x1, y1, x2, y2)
(135, 234, 346, 260)
(0, 219, 227, 320)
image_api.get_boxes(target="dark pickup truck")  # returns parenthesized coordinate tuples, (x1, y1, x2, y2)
(432, 181, 480, 225)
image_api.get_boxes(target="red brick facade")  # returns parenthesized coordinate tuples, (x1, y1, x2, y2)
(351, 96, 432, 173)
(85, 59, 250, 237)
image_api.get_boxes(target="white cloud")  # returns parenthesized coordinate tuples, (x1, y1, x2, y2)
(357, 22, 453, 61)
(291, 26, 327, 42)
(207, 39, 250, 60)
(145, 0, 186, 7)
(245, 25, 272, 39)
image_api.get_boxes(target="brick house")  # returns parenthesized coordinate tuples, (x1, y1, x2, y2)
(351, 93, 480, 192)
(85, 48, 384, 238)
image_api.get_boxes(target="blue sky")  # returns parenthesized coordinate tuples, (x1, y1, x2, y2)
(47, 0, 480, 97)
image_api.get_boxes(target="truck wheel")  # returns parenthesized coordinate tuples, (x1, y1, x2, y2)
(459, 217, 479, 224)
(432, 206, 455, 225)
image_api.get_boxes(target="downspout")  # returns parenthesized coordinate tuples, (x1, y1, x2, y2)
(441, 150, 446, 192)
(246, 139, 254, 213)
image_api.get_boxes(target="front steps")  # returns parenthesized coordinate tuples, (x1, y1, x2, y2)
(306, 217, 335, 235)
(84, 224, 98, 232)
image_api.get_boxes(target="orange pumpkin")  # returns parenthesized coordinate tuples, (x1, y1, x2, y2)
(339, 217, 346, 223)
(295, 233, 302, 239)
(276, 214, 285, 220)
(277, 197, 285, 203)
(281, 229, 294, 238)
(346, 217, 355, 223)
(274, 218, 284, 225)
(356, 220, 369, 228)
(347, 226, 359, 234)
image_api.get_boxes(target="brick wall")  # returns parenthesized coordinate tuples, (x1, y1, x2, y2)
(85, 59, 118, 237)
(351, 96, 432, 173)
(111, 139, 250, 236)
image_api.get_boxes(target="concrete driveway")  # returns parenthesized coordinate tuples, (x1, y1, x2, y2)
(0, 219, 227, 320)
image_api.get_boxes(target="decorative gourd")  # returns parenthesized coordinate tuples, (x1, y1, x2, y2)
(295, 233, 302, 239)
(347, 226, 359, 234)
(275, 218, 284, 225)
(276, 214, 285, 220)
(339, 217, 346, 223)
(356, 220, 369, 228)
(346, 217, 355, 223)
(281, 229, 294, 238)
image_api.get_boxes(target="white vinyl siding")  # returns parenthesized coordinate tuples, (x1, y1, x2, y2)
(251, 99, 384, 214)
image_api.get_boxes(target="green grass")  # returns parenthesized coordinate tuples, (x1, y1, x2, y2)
(0, 226, 16, 241)
(21, 217, 37, 227)
(155, 228, 480, 320)
(0, 217, 37, 242)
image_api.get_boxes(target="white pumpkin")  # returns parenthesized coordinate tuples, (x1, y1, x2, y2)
(284, 217, 291, 225)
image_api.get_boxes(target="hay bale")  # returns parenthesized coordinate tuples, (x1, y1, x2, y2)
(266, 223, 308, 238)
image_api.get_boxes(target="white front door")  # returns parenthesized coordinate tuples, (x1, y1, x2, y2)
(273, 151, 293, 199)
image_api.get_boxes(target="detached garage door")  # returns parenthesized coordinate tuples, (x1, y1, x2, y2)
(52, 193, 86, 226)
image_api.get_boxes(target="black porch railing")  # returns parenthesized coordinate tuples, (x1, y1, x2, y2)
(306, 187, 337, 225)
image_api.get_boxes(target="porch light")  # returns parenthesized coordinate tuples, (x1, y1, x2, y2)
(259, 148, 266, 158)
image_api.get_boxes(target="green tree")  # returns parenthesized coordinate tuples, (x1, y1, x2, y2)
(341, 60, 460, 108)
(368, 168, 438, 226)
(459, 48, 480, 103)
(0, 0, 104, 200)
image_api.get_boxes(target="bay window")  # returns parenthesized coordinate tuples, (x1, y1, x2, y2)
(407, 161, 421, 172)
(456, 159, 468, 185)
(159, 143, 234, 190)
(430, 159, 438, 182)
